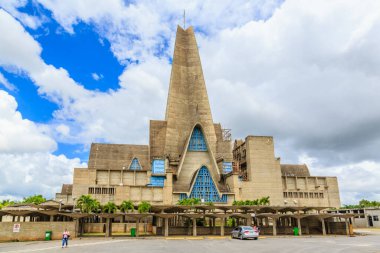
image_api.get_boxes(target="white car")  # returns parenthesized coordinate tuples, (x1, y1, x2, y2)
(231, 226, 259, 240)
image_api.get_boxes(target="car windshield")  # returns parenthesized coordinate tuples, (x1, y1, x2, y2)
(242, 226, 253, 230)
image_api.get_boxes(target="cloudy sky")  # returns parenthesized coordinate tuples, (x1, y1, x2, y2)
(0, 0, 379, 204)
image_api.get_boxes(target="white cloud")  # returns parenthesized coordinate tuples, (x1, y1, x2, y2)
(53, 56, 170, 144)
(0, 9, 90, 105)
(0, 153, 85, 200)
(0, 90, 56, 153)
(91, 72, 103, 81)
(0, 0, 43, 29)
(0, 90, 85, 200)
(302, 154, 380, 205)
(199, 0, 380, 164)
(36, 0, 282, 62)
(55, 124, 70, 137)
(1, 0, 380, 204)
(0, 72, 16, 90)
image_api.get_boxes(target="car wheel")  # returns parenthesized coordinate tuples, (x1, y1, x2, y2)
(254, 237, 258, 240)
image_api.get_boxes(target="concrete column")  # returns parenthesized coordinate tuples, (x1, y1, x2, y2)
(105, 218, 112, 237)
(326, 220, 330, 234)
(136, 219, 140, 237)
(305, 221, 310, 234)
(321, 218, 326, 236)
(187, 218, 192, 236)
(75, 218, 80, 237)
(164, 218, 169, 237)
(212, 218, 216, 235)
(247, 217, 252, 226)
(272, 218, 277, 236)
(297, 218, 302, 236)
(192, 218, 197, 236)
(220, 217, 225, 236)
(345, 218, 350, 236)
(50, 215, 54, 222)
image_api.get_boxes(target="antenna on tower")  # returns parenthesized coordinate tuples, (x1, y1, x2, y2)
(183, 10, 186, 29)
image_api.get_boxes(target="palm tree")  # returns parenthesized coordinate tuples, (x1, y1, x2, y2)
(138, 201, 151, 235)
(77, 195, 94, 213)
(119, 200, 134, 224)
(91, 199, 101, 213)
(119, 200, 134, 213)
(137, 201, 151, 213)
(102, 202, 118, 214)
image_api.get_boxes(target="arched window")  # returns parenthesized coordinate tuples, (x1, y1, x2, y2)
(186, 166, 227, 202)
(129, 158, 141, 170)
(188, 126, 207, 151)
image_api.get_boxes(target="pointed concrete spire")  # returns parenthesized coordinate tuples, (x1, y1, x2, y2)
(164, 26, 216, 157)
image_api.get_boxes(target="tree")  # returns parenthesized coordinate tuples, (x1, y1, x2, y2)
(232, 197, 270, 206)
(102, 202, 118, 214)
(0, 200, 16, 210)
(177, 198, 201, 206)
(341, 199, 380, 209)
(119, 200, 134, 213)
(22, 194, 46, 205)
(137, 201, 151, 213)
(259, 196, 270, 206)
(205, 201, 215, 212)
(77, 195, 100, 213)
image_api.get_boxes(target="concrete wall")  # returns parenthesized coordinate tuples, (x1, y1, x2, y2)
(84, 223, 152, 233)
(0, 222, 76, 242)
(156, 226, 234, 236)
(328, 222, 347, 235)
(72, 166, 165, 205)
(241, 136, 283, 205)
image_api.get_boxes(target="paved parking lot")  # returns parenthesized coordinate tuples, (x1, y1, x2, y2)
(1, 235, 380, 253)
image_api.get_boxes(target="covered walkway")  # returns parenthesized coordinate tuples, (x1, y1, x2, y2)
(0, 204, 354, 238)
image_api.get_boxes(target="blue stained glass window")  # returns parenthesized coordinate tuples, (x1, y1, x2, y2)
(188, 127, 207, 151)
(223, 162, 233, 174)
(129, 158, 141, 170)
(150, 176, 165, 187)
(182, 166, 227, 202)
(152, 159, 165, 174)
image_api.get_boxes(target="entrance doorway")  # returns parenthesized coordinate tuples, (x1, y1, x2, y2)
(368, 216, 373, 227)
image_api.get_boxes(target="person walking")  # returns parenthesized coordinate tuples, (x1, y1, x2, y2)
(62, 229, 70, 248)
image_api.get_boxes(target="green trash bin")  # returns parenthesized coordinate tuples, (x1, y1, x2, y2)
(293, 227, 299, 236)
(131, 228, 136, 237)
(45, 231, 52, 240)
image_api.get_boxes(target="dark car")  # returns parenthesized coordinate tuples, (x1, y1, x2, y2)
(231, 226, 259, 240)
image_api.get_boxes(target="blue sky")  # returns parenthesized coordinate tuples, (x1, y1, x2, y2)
(1, 0, 380, 204)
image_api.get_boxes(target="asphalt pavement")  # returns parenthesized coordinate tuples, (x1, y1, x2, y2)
(0, 235, 379, 253)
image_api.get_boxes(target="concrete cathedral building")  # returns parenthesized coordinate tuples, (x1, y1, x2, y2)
(57, 26, 341, 208)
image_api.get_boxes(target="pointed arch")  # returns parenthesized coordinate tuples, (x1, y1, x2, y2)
(188, 126, 207, 151)
(129, 158, 142, 170)
(185, 166, 227, 202)
(176, 123, 220, 179)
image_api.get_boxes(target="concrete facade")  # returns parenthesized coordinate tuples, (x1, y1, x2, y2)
(328, 208, 380, 228)
(59, 25, 341, 208)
